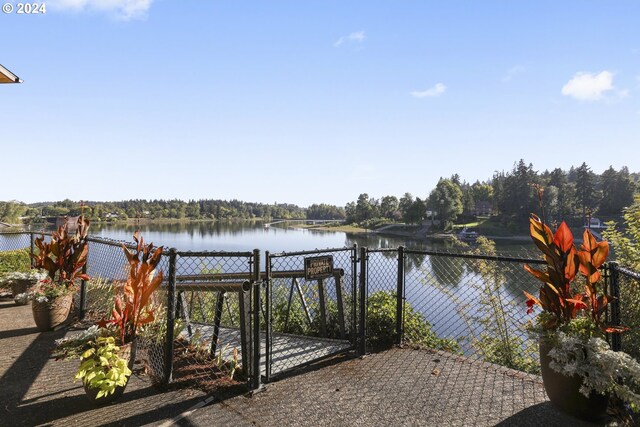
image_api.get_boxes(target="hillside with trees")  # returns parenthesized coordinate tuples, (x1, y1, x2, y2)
(343, 160, 638, 231)
(1, 160, 637, 231)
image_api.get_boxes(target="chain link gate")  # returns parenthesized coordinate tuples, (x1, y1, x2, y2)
(168, 249, 261, 391)
(264, 246, 358, 380)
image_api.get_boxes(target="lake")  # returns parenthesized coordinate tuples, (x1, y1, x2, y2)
(88, 220, 531, 254)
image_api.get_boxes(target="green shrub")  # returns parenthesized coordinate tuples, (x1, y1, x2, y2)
(604, 196, 640, 360)
(0, 248, 31, 275)
(269, 279, 316, 336)
(474, 333, 539, 373)
(367, 290, 460, 353)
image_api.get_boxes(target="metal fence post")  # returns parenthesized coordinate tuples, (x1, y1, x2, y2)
(358, 246, 367, 355)
(608, 261, 622, 352)
(351, 244, 358, 347)
(251, 248, 262, 391)
(264, 250, 271, 381)
(163, 248, 178, 385)
(79, 263, 88, 320)
(395, 246, 405, 345)
(29, 232, 35, 268)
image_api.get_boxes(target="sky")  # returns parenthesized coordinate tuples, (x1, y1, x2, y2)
(1, 1, 639, 207)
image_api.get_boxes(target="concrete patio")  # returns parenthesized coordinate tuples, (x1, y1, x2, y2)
(0, 297, 607, 426)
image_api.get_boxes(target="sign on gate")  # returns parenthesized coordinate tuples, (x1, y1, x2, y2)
(304, 255, 334, 280)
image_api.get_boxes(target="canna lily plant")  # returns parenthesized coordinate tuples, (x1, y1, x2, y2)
(32, 216, 90, 284)
(30, 216, 90, 302)
(100, 231, 164, 345)
(523, 213, 618, 334)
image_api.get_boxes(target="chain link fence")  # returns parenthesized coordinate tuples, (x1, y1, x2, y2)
(266, 247, 357, 380)
(0, 232, 262, 392)
(365, 246, 547, 374)
(4, 230, 639, 397)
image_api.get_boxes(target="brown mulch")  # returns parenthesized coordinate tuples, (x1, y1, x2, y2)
(165, 337, 247, 397)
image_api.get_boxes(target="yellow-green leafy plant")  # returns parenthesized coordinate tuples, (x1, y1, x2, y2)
(74, 335, 132, 399)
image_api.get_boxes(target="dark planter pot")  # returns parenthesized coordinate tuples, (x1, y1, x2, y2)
(31, 294, 73, 331)
(83, 381, 126, 404)
(83, 340, 137, 405)
(539, 340, 608, 422)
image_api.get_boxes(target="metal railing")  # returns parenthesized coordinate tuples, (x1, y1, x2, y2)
(2, 231, 638, 392)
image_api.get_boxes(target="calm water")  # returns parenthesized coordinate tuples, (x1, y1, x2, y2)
(89, 220, 530, 254)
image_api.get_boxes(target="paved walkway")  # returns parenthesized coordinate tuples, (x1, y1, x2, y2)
(0, 297, 607, 426)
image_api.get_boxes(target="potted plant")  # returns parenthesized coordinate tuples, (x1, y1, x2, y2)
(53, 325, 132, 403)
(76, 334, 133, 402)
(75, 231, 163, 402)
(0, 270, 47, 305)
(30, 216, 90, 331)
(524, 186, 640, 421)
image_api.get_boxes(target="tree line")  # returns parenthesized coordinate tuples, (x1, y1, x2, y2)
(1, 160, 636, 227)
(344, 161, 638, 229)
(0, 199, 308, 223)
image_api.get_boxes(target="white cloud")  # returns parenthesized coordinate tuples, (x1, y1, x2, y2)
(561, 71, 615, 101)
(502, 65, 525, 82)
(334, 31, 366, 47)
(48, 0, 153, 20)
(411, 83, 446, 98)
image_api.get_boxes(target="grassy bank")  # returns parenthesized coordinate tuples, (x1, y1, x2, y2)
(292, 223, 368, 233)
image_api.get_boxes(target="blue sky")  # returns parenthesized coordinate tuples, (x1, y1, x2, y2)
(1, 1, 639, 207)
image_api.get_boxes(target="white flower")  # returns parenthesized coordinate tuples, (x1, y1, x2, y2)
(547, 330, 640, 408)
(0, 270, 48, 286)
(35, 295, 49, 303)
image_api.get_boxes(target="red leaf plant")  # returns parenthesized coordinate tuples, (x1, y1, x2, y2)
(31, 216, 90, 296)
(102, 231, 164, 345)
(523, 186, 623, 334)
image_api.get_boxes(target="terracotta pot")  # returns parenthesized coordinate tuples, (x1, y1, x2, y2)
(31, 294, 73, 331)
(539, 340, 608, 421)
(11, 279, 31, 305)
(83, 340, 137, 405)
